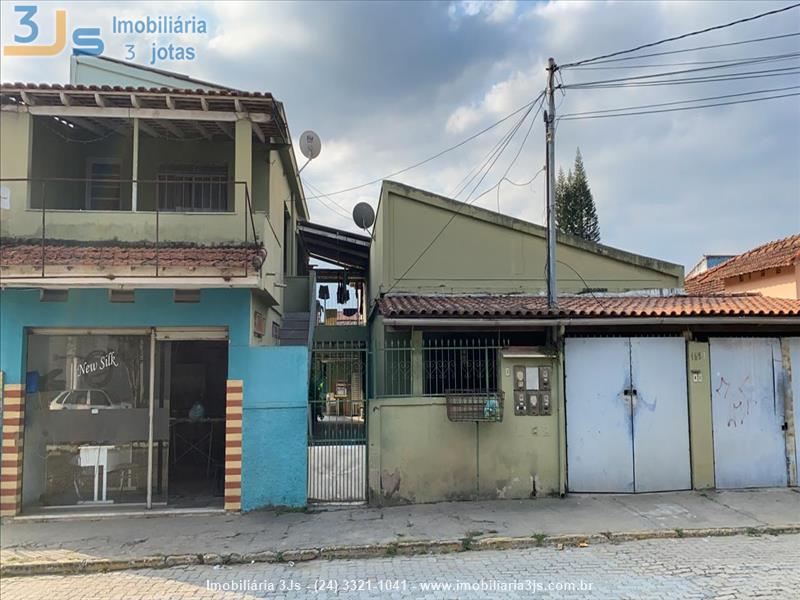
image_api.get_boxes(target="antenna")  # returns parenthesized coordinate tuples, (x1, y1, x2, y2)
(352, 202, 375, 230)
(298, 130, 321, 173)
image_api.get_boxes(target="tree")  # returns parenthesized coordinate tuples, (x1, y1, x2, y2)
(555, 148, 600, 242)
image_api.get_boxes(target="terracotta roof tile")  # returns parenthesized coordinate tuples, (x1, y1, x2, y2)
(685, 234, 800, 294)
(378, 293, 800, 319)
(0, 241, 262, 269)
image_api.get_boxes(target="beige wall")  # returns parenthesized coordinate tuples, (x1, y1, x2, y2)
(368, 351, 561, 505)
(723, 266, 798, 299)
(369, 183, 683, 301)
(687, 341, 714, 489)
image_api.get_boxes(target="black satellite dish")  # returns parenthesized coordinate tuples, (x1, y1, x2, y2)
(352, 202, 375, 230)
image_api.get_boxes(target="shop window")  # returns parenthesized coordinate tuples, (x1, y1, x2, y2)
(22, 333, 155, 508)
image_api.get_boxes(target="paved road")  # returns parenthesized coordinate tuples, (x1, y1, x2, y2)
(2, 534, 798, 599)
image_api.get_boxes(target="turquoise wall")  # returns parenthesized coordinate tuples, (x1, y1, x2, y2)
(0, 288, 308, 509)
(232, 345, 308, 510)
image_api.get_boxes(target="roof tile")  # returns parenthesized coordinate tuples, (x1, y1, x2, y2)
(685, 234, 800, 294)
(378, 293, 800, 319)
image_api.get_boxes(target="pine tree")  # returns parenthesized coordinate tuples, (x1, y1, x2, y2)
(555, 148, 600, 242)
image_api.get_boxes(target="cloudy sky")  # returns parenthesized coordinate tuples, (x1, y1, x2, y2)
(2, 0, 798, 269)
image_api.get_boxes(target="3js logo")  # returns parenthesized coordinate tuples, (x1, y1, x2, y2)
(3, 5, 104, 57)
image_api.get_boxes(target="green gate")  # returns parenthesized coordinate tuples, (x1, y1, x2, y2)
(308, 341, 368, 503)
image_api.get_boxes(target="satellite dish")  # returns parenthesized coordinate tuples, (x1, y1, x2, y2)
(299, 130, 322, 160)
(352, 202, 375, 230)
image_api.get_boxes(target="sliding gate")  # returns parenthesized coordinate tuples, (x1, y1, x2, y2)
(308, 342, 368, 502)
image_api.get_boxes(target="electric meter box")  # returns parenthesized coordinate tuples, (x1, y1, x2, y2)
(503, 348, 556, 417)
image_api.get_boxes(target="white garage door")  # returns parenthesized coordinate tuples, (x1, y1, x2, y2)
(710, 338, 787, 489)
(566, 337, 691, 493)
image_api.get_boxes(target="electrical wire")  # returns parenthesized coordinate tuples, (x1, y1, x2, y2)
(558, 91, 800, 120)
(559, 4, 800, 68)
(562, 57, 800, 88)
(568, 50, 800, 70)
(558, 84, 800, 117)
(566, 32, 800, 66)
(566, 67, 800, 89)
(382, 95, 546, 296)
(449, 98, 540, 199)
(301, 179, 352, 219)
(304, 97, 540, 200)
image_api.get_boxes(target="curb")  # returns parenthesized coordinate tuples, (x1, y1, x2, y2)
(2, 524, 799, 578)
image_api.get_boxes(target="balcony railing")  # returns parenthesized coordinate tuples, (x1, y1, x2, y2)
(0, 178, 264, 279)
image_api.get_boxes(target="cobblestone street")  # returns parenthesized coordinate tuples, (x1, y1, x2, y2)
(2, 533, 798, 599)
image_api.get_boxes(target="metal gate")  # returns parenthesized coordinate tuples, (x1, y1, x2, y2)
(565, 337, 691, 493)
(710, 338, 787, 489)
(308, 342, 367, 503)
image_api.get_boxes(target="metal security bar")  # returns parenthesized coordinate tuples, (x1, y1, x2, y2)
(308, 341, 368, 503)
(374, 338, 505, 398)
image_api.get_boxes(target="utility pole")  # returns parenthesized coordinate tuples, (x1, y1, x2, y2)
(544, 57, 558, 309)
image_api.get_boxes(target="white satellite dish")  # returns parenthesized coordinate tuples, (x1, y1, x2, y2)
(299, 130, 322, 160)
(352, 202, 375, 230)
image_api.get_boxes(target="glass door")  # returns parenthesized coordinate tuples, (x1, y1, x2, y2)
(23, 331, 154, 508)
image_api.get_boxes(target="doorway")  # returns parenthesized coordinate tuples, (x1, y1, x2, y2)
(157, 340, 228, 507)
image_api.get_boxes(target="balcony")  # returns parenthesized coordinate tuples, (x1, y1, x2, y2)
(0, 177, 266, 282)
(0, 84, 291, 285)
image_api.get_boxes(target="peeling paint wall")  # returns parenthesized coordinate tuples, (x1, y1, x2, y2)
(367, 353, 560, 505)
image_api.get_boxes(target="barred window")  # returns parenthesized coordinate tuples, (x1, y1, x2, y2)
(157, 164, 230, 212)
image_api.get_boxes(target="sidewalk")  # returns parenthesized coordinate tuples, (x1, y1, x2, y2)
(2, 489, 799, 577)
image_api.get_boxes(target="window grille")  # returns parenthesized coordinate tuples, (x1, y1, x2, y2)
(157, 165, 230, 212)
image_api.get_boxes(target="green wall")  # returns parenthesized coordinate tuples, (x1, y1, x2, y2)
(368, 350, 561, 504)
(369, 182, 683, 301)
(688, 341, 715, 489)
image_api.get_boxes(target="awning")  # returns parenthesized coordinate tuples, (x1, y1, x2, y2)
(298, 222, 370, 272)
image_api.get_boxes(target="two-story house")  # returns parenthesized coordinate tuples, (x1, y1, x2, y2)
(0, 58, 315, 517)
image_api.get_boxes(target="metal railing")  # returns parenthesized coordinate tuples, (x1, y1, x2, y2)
(0, 177, 262, 279)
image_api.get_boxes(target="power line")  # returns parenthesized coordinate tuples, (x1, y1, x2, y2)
(305, 97, 540, 200)
(560, 4, 800, 68)
(566, 67, 800, 89)
(563, 56, 800, 88)
(382, 100, 545, 296)
(567, 32, 800, 66)
(568, 50, 800, 70)
(301, 178, 352, 219)
(449, 97, 542, 199)
(558, 91, 800, 120)
(559, 85, 800, 117)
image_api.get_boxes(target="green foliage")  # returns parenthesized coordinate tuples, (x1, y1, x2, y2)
(555, 148, 600, 242)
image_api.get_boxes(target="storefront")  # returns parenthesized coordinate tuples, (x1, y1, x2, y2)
(1, 288, 309, 516)
(22, 328, 229, 511)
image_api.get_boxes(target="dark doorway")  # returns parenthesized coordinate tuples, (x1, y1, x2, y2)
(159, 340, 228, 507)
